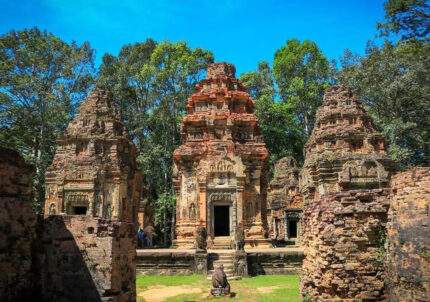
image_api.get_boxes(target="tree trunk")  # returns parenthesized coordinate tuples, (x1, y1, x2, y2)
(163, 204, 168, 247)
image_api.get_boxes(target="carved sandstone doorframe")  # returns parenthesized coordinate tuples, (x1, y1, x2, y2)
(207, 191, 237, 239)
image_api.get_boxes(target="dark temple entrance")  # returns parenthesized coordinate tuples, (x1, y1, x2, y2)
(214, 205, 230, 236)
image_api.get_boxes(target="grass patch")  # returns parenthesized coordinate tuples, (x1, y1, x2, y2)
(137, 274, 300, 302)
(136, 274, 208, 291)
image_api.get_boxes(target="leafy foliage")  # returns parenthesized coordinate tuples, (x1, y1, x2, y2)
(273, 39, 332, 138)
(338, 41, 430, 167)
(377, 0, 430, 41)
(240, 62, 304, 167)
(0, 28, 95, 210)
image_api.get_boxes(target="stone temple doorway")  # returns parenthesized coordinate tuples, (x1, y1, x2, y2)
(214, 205, 230, 236)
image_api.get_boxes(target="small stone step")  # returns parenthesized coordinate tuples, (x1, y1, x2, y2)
(211, 263, 233, 268)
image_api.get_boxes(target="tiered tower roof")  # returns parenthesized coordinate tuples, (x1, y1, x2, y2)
(47, 89, 136, 178)
(301, 85, 396, 200)
(305, 84, 387, 160)
(174, 62, 268, 162)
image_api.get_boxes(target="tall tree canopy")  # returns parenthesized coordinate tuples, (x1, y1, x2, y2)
(338, 41, 430, 167)
(273, 39, 331, 139)
(0, 27, 95, 209)
(377, 0, 430, 41)
(240, 62, 304, 166)
(339, 0, 430, 167)
(96, 40, 214, 245)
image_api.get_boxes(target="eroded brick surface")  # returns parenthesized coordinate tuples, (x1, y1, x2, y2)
(37, 216, 136, 302)
(0, 147, 36, 302)
(386, 168, 430, 302)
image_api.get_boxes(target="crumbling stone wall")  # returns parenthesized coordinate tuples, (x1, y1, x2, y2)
(300, 85, 396, 301)
(386, 168, 430, 301)
(136, 250, 196, 275)
(0, 147, 36, 302)
(36, 216, 136, 302)
(247, 250, 304, 276)
(301, 189, 390, 301)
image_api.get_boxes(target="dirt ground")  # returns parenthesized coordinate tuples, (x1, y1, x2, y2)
(138, 285, 203, 302)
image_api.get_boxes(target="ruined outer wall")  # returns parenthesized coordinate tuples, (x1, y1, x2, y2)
(386, 168, 430, 302)
(37, 216, 136, 302)
(0, 147, 36, 302)
(301, 189, 390, 301)
(247, 250, 303, 276)
(136, 250, 196, 276)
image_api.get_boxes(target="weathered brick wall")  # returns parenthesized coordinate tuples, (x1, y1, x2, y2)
(136, 250, 196, 275)
(0, 147, 36, 302)
(247, 250, 303, 276)
(301, 189, 390, 301)
(386, 168, 430, 302)
(37, 216, 136, 302)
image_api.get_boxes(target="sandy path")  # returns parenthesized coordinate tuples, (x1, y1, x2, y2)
(139, 285, 203, 302)
(256, 286, 280, 294)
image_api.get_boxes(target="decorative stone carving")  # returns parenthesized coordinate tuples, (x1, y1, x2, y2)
(173, 63, 270, 248)
(48, 203, 56, 215)
(189, 203, 197, 219)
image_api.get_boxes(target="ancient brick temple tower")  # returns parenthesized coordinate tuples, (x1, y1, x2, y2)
(267, 156, 302, 245)
(173, 62, 270, 249)
(300, 85, 396, 301)
(44, 89, 142, 222)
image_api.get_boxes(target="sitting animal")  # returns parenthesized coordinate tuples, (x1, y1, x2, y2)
(211, 264, 231, 296)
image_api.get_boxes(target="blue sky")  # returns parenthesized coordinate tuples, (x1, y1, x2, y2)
(0, 0, 385, 76)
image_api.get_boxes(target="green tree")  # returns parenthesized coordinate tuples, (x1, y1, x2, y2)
(338, 41, 430, 167)
(377, 0, 430, 41)
(0, 28, 95, 209)
(97, 40, 213, 245)
(240, 62, 304, 166)
(273, 39, 331, 139)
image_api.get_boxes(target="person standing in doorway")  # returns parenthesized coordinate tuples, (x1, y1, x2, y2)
(138, 228, 144, 248)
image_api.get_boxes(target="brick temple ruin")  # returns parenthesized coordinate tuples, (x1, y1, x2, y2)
(300, 84, 396, 300)
(267, 156, 302, 245)
(0, 90, 140, 302)
(172, 62, 270, 249)
(1, 64, 430, 302)
(44, 89, 142, 222)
